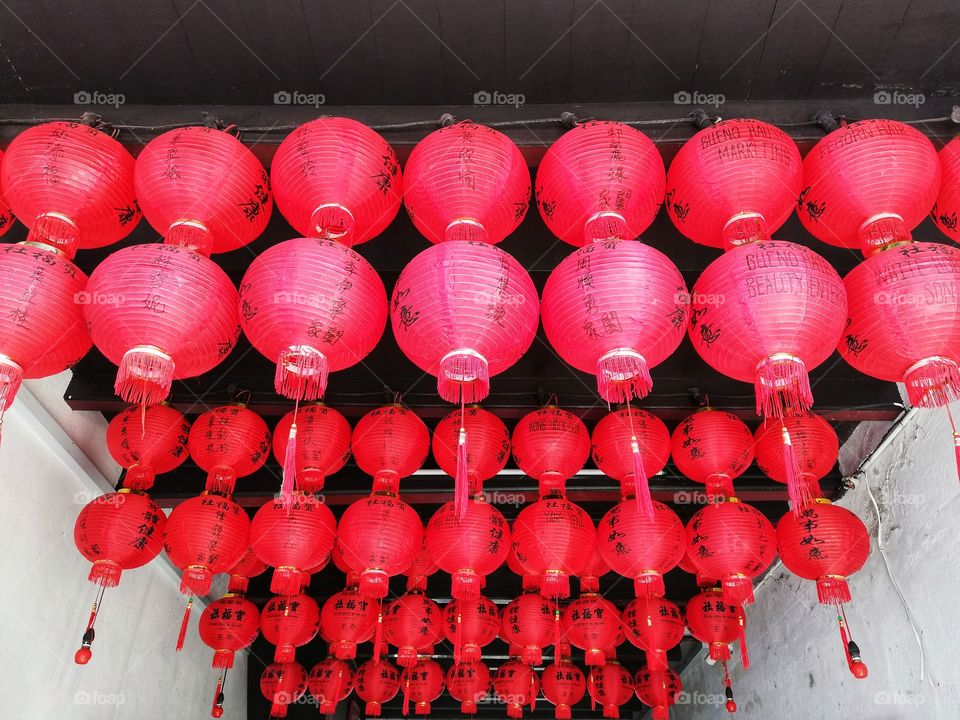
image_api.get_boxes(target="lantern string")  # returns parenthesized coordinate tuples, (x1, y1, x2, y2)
(176, 595, 193, 652)
(624, 399, 654, 519)
(455, 396, 469, 520)
(946, 403, 960, 484)
(780, 420, 812, 517)
(373, 598, 384, 663)
(280, 396, 300, 509)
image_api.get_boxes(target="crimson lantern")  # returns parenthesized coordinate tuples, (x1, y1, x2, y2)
(308, 658, 355, 714)
(512, 406, 591, 497)
(135, 126, 272, 255)
(500, 592, 556, 666)
(260, 662, 307, 718)
(199, 594, 260, 668)
(355, 659, 401, 716)
(403, 121, 530, 244)
(405, 538, 438, 593)
(444, 595, 501, 663)
(587, 662, 633, 719)
(272, 404, 351, 494)
(635, 667, 683, 720)
(494, 659, 540, 719)
(671, 408, 754, 501)
(542, 240, 688, 403)
(400, 658, 445, 716)
(684, 588, 748, 666)
(321, 584, 378, 659)
(754, 412, 838, 502)
(623, 596, 685, 671)
(425, 498, 510, 599)
(541, 661, 586, 720)
(934, 136, 960, 243)
(106, 404, 190, 490)
(383, 591, 443, 667)
(352, 404, 430, 493)
(271, 117, 402, 244)
(260, 593, 320, 662)
(562, 594, 621, 666)
(188, 405, 270, 494)
(686, 499, 776, 605)
(225, 547, 267, 594)
(536, 120, 665, 246)
(1, 121, 139, 257)
(799, 119, 940, 251)
(446, 661, 492, 713)
(84, 243, 240, 406)
(239, 237, 387, 401)
(432, 405, 510, 511)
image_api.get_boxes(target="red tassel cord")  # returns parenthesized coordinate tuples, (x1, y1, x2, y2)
(402, 677, 411, 717)
(722, 660, 737, 714)
(210, 668, 227, 718)
(754, 354, 812, 419)
(633, 570, 665, 599)
(454, 611, 463, 664)
(738, 614, 750, 669)
(74, 584, 105, 665)
(455, 408, 469, 521)
(706, 473, 735, 503)
(275, 345, 329, 401)
(115, 346, 175, 406)
(722, 574, 755, 606)
(626, 399, 654, 518)
(554, 606, 562, 660)
(947, 404, 960, 485)
(838, 604, 868, 679)
(176, 596, 193, 652)
(373, 598, 384, 663)
(280, 399, 300, 508)
(781, 422, 813, 517)
(530, 671, 537, 711)
(437, 349, 490, 405)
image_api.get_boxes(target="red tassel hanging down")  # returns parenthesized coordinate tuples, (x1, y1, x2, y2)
(596, 348, 652, 403)
(722, 574, 755, 606)
(817, 575, 852, 605)
(838, 604, 869, 679)
(708, 641, 731, 662)
(455, 410, 469, 521)
(738, 615, 750, 669)
(903, 356, 960, 408)
(74, 585, 104, 665)
(754, 354, 812, 419)
(115, 346, 175, 406)
(554, 606, 562, 660)
(280, 421, 297, 508)
(438, 349, 490, 405)
(633, 571, 665, 599)
(947, 404, 960, 485)
(722, 660, 737, 714)
(176, 596, 193, 652)
(454, 611, 463, 664)
(625, 398, 654, 518)
(530, 672, 537, 711)
(402, 678, 411, 717)
(781, 423, 813, 517)
(210, 668, 227, 718)
(556, 703, 572, 720)
(374, 599, 384, 663)
(706, 472, 735, 503)
(204, 465, 238, 496)
(270, 700, 288, 718)
(366, 702, 383, 717)
(275, 345, 329, 401)
(88, 560, 123, 588)
(588, 673, 596, 712)
(602, 703, 619, 719)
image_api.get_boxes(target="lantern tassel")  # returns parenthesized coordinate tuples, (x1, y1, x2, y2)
(521, 645, 542, 666)
(454, 611, 463, 664)
(210, 669, 226, 718)
(556, 704, 572, 719)
(89, 560, 122, 588)
(738, 616, 750, 669)
(817, 575, 852, 605)
(781, 423, 813, 517)
(365, 702, 382, 717)
(589, 672, 596, 711)
(270, 701, 288, 718)
(722, 661, 737, 714)
(374, 599, 384, 663)
(596, 348, 652, 404)
(402, 678, 411, 717)
(603, 703, 619, 719)
(633, 571, 665, 599)
(554, 606, 562, 658)
(452, 570, 482, 600)
(838, 604, 869, 679)
(275, 345, 328, 401)
(455, 419, 469, 521)
(755, 354, 812, 418)
(903, 356, 960, 408)
(530, 672, 537, 711)
(176, 596, 193, 652)
(709, 641, 731, 662)
(205, 465, 237, 496)
(270, 568, 304, 597)
(438, 349, 490, 404)
(630, 435, 654, 519)
(280, 421, 297, 508)
(706, 473, 735, 503)
(722, 575, 754, 606)
(115, 346, 175, 406)
(74, 585, 104, 665)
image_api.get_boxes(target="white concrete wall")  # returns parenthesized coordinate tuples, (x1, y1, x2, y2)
(0, 383, 247, 719)
(673, 407, 960, 719)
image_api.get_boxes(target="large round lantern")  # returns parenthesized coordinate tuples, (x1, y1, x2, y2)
(686, 499, 776, 605)
(260, 593, 320, 662)
(383, 591, 443, 667)
(799, 119, 940, 252)
(260, 662, 307, 718)
(106, 404, 190, 491)
(425, 498, 510, 599)
(579, 545, 611, 594)
(250, 493, 337, 595)
(587, 662, 633, 719)
(405, 538, 438, 593)
(199, 594, 260, 668)
(135, 126, 272, 255)
(225, 547, 267, 594)
(352, 404, 430, 493)
(0, 244, 91, 423)
(432, 405, 510, 509)
(562, 594, 621, 666)
(308, 658, 355, 714)
(684, 588, 748, 667)
(403, 121, 530, 244)
(635, 667, 683, 720)
(512, 406, 591, 497)
(754, 411, 838, 501)
(271, 117, 402, 244)
(542, 239, 688, 403)
(444, 595, 501, 663)
(597, 500, 685, 598)
(239, 237, 386, 402)
(665, 119, 802, 249)
(623, 596, 684, 671)
(400, 658, 445, 716)
(934, 136, 960, 243)
(500, 592, 556, 666)
(494, 659, 540, 718)
(512, 496, 596, 599)
(355, 659, 401, 717)
(537, 120, 664, 246)
(541, 661, 586, 719)
(189, 405, 270, 494)
(84, 243, 240, 406)
(446, 661, 492, 713)
(1, 121, 139, 257)
(321, 585, 378, 659)
(671, 409, 754, 501)
(272, 404, 351, 494)
(338, 492, 423, 598)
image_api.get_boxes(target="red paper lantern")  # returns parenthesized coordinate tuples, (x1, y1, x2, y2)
(671, 409, 754, 501)
(432, 406, 510, 501)
(684, 588, 748, 666)
(512, 496, 596, 600)
(84, 243, 240, 406)
(542, 239, 688, 403)
(198, 594, 260, 668)
(249, 493, 337, 595)
(260, 593, 320, 663)
(446, 661, 492, 713)
(799, 119, 940, 252)
(0, 148, 14, 236)
(562, 594, 621, 666)
(189, 405, 270, 495)
(403, 121, 530, 244)
(443, 595, 501, 663)
(500, 592, 557, 666)
(383, 591, 443, 667)
(239, 237, 387, 401)
(135, 126, 272, 255)
(623, 596, 684, 671)
(338, 492, 423, 598)
(355, 659, 401, 717)
(321, 586, 378, 659)
(352, 404, 430, 492)
(512, 406, 591, 496)
(271, 117, 402, 245)
(425, 498, 510, 599)
(106, 404, 190, 491)
(578, 545, 611, 594)
(536, 120, 664, 246)
(686, 499, 776, 605)
(934, 136, 960, 242)
(754, 412, 837, 500)
(635, 667, 683, 720)
(597, 500, 685, 598)
(665, 119, 802, 249)
(225, 547, 268, 594)
(1, 121, 139, 257)
(0, 244, 91, 423)
(272, 404, 351, 494)
(587, 662, 633, 719)
(400, 658, 445, 716)
(494, 659, 541, 719)
(308, 658, 355, 714)
(541, 661, 586, 720)
(260, 662, 307, 718)
(405, 538, 438, 593)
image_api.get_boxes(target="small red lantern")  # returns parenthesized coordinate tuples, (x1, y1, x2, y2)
(189, 405, 270, 495)
(383, 591, 443, 667)
(272, 404, 351, 494)
(355, 659, 401, 717)
(432, 405, 510, 512)
(308, 658, 355, 715)
(587, 662, 633, 719)
(754, 411, 838, 503)
(444, 595, 501, 663)
(500, 592, 556, 666)
(578, 545, 611, 594)
(260, 662, 307, 718)
(225, 547, 268, 594)
(400, 658, 445, 716)
(635, 667, 683, 720)
(670, 409, 754, 501)
(446, 661, 492, 713)
(106, 404, 190, 491)
(494, 659, 540, 719)
(512, 406, 591, 497)
(405, 538, 438, 593)
(199, 594, 260, 669)
(260, 593, 320, 663)
(623, 597, 685, 671)
(403, 121, 530, 244)
(541, 661, 586, 719)
(934, 135, 960, 243)
(562, 594, 620, 666)
(684, 588, 748, 666)
(321, 585, 378, 659)
(352, 404, 430, 493)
